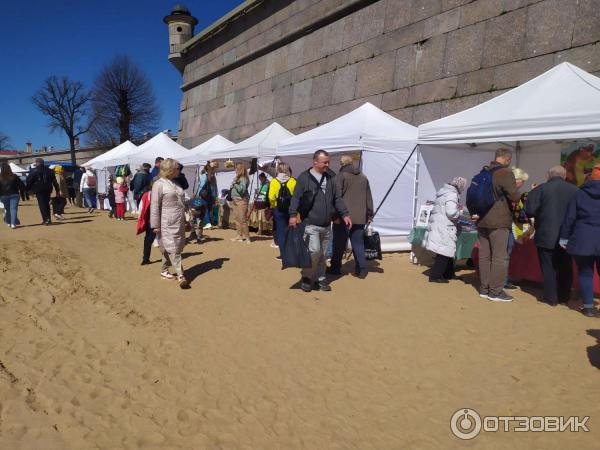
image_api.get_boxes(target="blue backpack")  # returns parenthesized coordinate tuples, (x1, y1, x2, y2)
(466, 166, 502, 217)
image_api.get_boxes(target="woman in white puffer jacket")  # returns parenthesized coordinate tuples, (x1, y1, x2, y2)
(423, 177, 468, 283)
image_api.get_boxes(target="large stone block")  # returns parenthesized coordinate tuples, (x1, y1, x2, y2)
(411, 0, 442, 22)
(265, 46, 289, 79)
(323, 49, 350, 73)
(310, 72, 336, 109)
(459, 0, 504, 28)
(394, 45, 417, 89)
(389, 106, 415, 124)
(525, 0, 577, 57)
(456, 67, 495, 96)
(573, 0, 600, 46)
(384, 0, 413, 32)
(332, 63, 358, 104)
(322, 18, 346, 57)
(555, 43, 600, 73)
(423, 8, 460, 39)
(444, 22, 485, 76)
(342, 1, 386, 49)
(407, 76, 457, 105)
(303, 28, 326, 64)
(412, 102, 442, 125)
(291, 78, 313, 113)
(273, 87, 293, 118)
(277, 113, 301, 131)
(439, 94, 480, 117)
(382, 88, 409, 110)
(481, 9, 527, 67)
(287, 37, 305, 72)
(413, 34, 447, 84)
(493, 54, 554, 90)
(355, 53, 396, 97)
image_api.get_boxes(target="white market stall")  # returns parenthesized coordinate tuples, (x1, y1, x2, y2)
(208, 122, 295, 198)
(277, 102, 418, 251)
(82, 140, 138, 170)
(127, 132, 190, 168)
(416, 62, 600, 208)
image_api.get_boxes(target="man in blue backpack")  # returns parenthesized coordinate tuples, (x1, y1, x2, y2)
(467, 148, 520, 302)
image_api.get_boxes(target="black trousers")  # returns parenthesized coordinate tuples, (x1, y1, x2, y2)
(52, 197, 66, 215)
(430, 254, 455, 280)
(143, 224, 156, 262)
(537, 245, 573, 303)
(36, 191, 52, 223)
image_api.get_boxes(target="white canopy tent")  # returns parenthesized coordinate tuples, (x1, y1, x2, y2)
(9, 162, 27, 174)
(209, 122, 294, 160)
(416, 62, 600, 209)
(277, 102, 419, 251)
(82, 140, 138, 169)
(178, 135, 234, 166)
(127, 132, 190, 168)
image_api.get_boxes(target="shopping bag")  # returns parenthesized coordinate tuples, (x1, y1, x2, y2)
(281, 223, 312, 269)
(364, 225, 382, 260)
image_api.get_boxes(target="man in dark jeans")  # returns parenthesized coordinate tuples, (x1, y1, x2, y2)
(289, 150, 351, 292)
(525, 165, 579, 305)
(26, 158, 59, 225)
(328, 154, 373, 278)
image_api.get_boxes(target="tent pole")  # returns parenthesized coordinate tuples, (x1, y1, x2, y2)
(412, 146, 421, 227)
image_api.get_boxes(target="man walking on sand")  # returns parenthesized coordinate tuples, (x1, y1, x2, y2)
(26, 158, 60, 225)
(288, 150, 351, 293)
(470, 148, 520, 302)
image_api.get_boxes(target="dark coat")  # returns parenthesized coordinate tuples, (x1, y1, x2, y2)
(335, 164, 373, 224)
(289, 168, 348, 227)
(476, 161, 520, 229)
(132, 171, 153, 196)
(560, 180, 600, 256)
(26, 165, 59, 194)
(525, 177, 578, 249)
(0, 175, 25, 196)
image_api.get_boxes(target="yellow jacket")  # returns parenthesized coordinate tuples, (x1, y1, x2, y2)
(268, 177, 296, 209)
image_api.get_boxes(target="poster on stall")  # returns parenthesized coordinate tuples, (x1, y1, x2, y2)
(561, 142, 600, 186)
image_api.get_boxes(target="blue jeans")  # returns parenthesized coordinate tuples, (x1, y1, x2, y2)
(331, 223, 366, 273)
(1, 194, 20, 226)
(273, 209, 289, 254)
(83, 188, 97, 208)
(574, 255, 600, 308)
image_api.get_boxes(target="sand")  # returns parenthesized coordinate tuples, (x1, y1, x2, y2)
(1, 200, 599, 449)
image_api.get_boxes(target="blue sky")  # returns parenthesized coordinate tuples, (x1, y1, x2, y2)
(0, 0, 242, 151)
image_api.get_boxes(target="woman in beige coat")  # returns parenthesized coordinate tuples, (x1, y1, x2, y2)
(150, 158, 190, 288)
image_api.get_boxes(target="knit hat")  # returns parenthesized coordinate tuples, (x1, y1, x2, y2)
(54, 165, 63, 173)
(450, 176, 468, 193)
(591, 164, 600, 181)
(116, 176, 124, 184)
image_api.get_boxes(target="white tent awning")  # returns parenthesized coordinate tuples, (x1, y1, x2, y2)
(209, 122, 294, 160)
(418, 62, 600, 144)
(177, 135, 234, 166)
(127, 133, 190, 167)
(278, 102, 417, 155)
(83, 140, 138, 169)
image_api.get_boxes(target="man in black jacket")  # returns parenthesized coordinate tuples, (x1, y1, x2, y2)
(289, 150, 351, 292)
(26, 158, 60, 225)
(525, 165, 579, 305)
(131, 163, 153, 210)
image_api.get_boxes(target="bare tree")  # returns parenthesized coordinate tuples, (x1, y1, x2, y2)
(32, 76, 94, 166)
(90, 55, 160, 145)
(0, 132, 12, 151)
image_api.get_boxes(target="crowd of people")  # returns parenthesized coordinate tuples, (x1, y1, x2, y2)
(3, 146, 600, 316)
(423, 147, 600, 317)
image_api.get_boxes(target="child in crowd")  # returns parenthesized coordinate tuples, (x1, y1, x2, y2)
(114, 176, 128, 221)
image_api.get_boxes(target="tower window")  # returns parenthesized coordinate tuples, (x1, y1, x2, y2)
(176, 26, 183, 32)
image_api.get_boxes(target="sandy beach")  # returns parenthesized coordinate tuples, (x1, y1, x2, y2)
(1, 200, 599, 449)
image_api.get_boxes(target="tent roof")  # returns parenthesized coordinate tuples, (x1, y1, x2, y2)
(127, 133, 190, 166)
(418, 62, 600, 144)
(9, 162, 26, 173)
(210, 122, 294, 159)
(277, 102, 417, 155)
(82, 140, 137, 169)
(177, 135, 234, 165)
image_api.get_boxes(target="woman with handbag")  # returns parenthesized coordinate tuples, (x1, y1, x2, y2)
(52, 165, 69, 220)
(230, 162, 251, 244)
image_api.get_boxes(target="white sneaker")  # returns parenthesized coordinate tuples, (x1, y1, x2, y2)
(10, 224, 16, 229)
(203, 223, 212, 230)
(270, 242, 279, 248)
(487, 291, 514, 302)
(160, 271, 175, 280)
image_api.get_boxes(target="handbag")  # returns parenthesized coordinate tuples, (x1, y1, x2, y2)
(364, 223, 382, 260)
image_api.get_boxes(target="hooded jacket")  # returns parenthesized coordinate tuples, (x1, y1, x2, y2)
(560, 180, 600, 256)
(423, 183, 461, 258)
(289, 168, 348, 227)
(335, 164, 373, 224)
(26, 165, 59, 194)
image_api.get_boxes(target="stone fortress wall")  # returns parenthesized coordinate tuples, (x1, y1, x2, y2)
(175, 0, 600, 149)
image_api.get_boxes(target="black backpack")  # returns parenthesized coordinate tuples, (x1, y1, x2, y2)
(276, 181, 292, 212)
